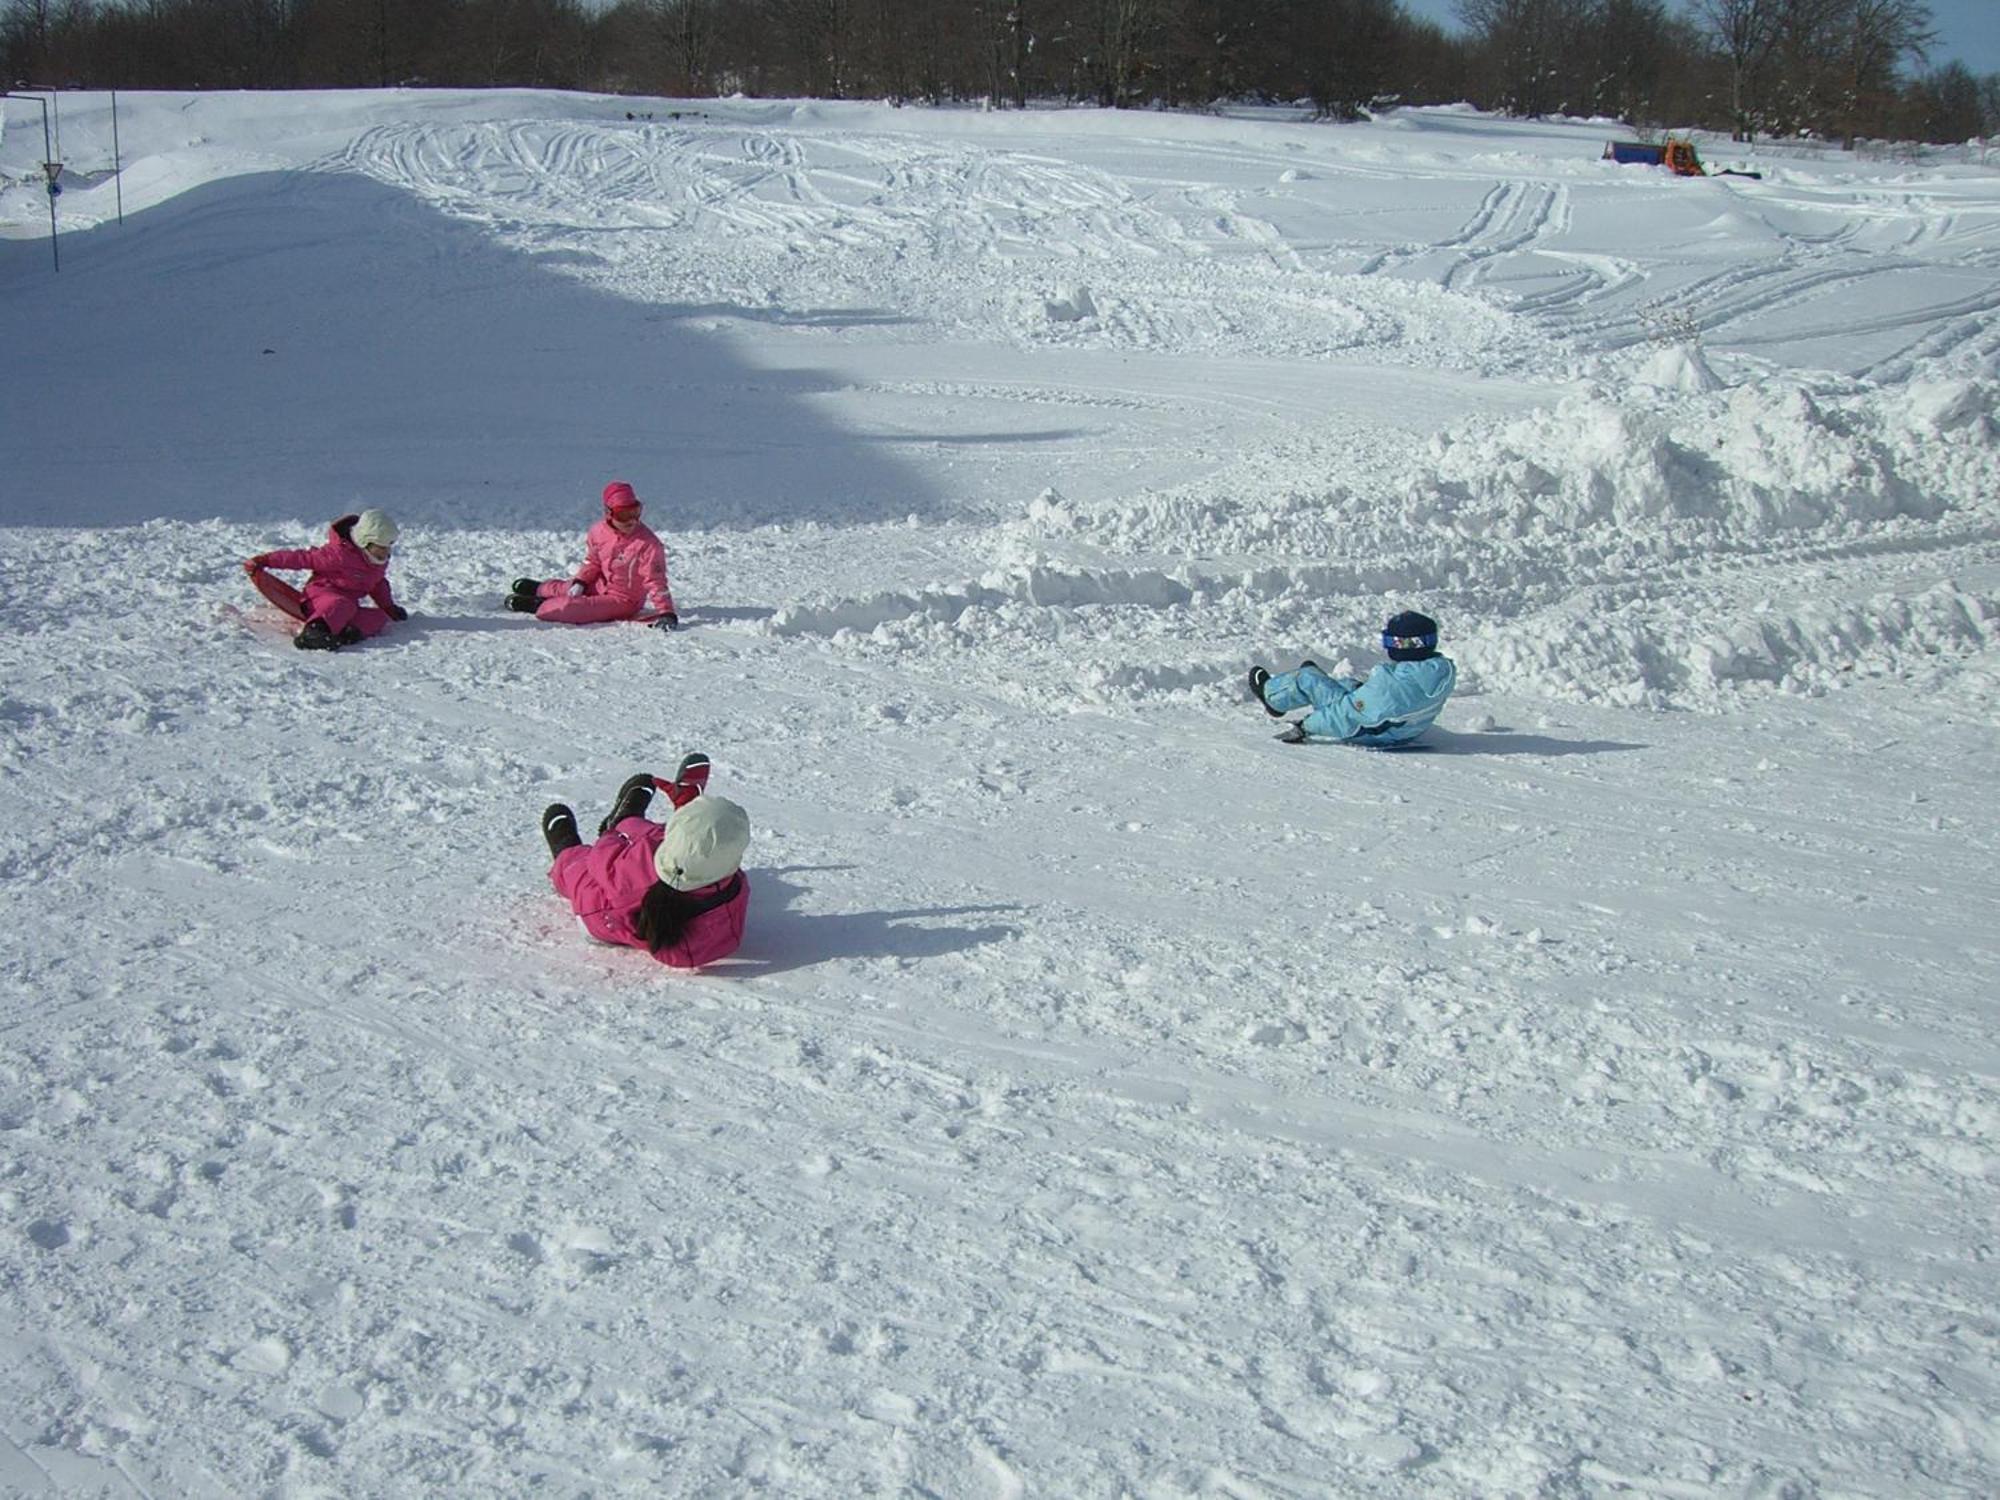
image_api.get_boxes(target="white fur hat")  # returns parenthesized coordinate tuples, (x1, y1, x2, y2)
(654, 795, 749, 892)
(352, 509, 399, 550)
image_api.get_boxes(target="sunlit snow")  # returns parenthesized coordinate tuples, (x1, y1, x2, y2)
(3, 90, 1996, 1496)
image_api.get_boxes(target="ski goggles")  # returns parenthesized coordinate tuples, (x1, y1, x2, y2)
(1383, 630, 1436, 653)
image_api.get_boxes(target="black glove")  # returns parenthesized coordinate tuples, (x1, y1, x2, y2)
(385, 604, 409, 622)
(650, 612, 679, 631)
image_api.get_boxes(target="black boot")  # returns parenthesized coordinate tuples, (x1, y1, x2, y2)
(295, 618, 338, 651)
(597, 773, 656, 836)
(543, 804, 582, 858)
(505, 589, 540, 613)
(511, 577, 540, 596)
(335, 624, 363, 647)
(1248, 666, 1282, 718)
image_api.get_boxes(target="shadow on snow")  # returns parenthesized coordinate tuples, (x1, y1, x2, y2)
(0, 167, 975, 531)
(729, 866, 1026, 975)
(1414, 727, 1648, 757)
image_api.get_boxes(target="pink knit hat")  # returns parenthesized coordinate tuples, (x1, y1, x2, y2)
(602, 481, 641, 516)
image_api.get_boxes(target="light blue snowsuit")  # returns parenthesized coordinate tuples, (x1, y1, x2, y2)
(1263, 656, 1456, 745)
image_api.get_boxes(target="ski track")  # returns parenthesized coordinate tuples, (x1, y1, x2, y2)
(3, 94, 1999, 1497)
(324, 112, 2000, 378)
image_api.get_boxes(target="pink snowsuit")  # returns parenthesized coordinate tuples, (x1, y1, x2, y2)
(549, 817, 749, 968)
(532, 519, 675, 626)
(250, 516, 402, 639)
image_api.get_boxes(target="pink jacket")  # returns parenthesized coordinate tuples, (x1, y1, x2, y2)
(549, 817, 748, 969)
(251, 516, 400, 614)
(574, 520, 674, 618)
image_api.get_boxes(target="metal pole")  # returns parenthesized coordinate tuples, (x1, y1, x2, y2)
(38, 95, 59, 271)
(112, 89, 124, 226)
(45, 152, 59, 272)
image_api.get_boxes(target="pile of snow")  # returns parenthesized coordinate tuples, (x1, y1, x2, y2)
(1633, 341, 1724, 393)
(1042, 284, 1098, 323)
(1409, 373, 1975, 543)
(1466, 581, 1998, 708)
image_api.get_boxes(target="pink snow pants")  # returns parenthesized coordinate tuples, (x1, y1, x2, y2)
(532, 579, 642, 626)
(307, 590, 392, 639)
(265, 576, 390, 639)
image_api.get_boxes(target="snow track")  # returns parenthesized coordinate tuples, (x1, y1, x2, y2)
(322, 107, 2000, 381)
(334, 116, 1532, 366)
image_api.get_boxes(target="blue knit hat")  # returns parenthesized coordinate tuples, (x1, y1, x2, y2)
(1382, 610, 1439, 661)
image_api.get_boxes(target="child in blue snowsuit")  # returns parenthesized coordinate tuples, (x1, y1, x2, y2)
(1251, 611, 1456, 745)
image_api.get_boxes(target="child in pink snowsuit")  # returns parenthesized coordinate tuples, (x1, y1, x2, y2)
(542, 755, 750, 970)
(244, 509, 408, 651)
(506, 482, 678, 629)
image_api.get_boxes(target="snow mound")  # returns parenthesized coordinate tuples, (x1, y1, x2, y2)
(766, 563, 1198, 641)
(1634, 342, 1725, 394)
(1044, 285, 1098, 323)
(1904, 378, 1992, 436)
(1412, 379, 1947, 540)
(1465, 582, 1998, 706)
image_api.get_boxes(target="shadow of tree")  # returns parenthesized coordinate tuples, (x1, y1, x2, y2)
(725, 865, 1026, 976)
(0, 169, 970, 532)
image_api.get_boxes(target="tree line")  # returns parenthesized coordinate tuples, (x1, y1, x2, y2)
(5, 0, 1994, 146)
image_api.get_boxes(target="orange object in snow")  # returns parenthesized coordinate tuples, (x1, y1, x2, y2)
(1663, 139, 1703, 176)
(1603, 138, 1708, 177)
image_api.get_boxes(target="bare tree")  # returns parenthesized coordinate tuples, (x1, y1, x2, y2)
(1079, 0, 1157, 107)
(3, 0, 55, 81)
(1583, 0, 1671, 121)
(1458, 0, 1591, 116)
(651, 0, 717, 93)
(1829, 0, 1932, 142)
(1901, 59, 1985, 142)
(1004, 0, 1038, 107)
(765, 0, 857, 97)
(1298, 0, 1403, 119)
(1694, 0, 1781, 137)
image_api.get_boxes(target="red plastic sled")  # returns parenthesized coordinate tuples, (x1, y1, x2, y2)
(248, 568, 307, 621)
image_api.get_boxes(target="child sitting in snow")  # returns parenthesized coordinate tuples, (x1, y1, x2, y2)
(1250, 610, 1457, 745)
(243, 509, 409, 651)
(506, 482, 678, 629)
(542, 755, 750, 969)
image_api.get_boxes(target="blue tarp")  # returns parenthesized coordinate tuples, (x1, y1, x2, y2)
(1604, 141, 1668, 165)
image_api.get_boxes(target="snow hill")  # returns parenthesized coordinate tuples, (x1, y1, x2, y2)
(2, 91, 1997, 1497)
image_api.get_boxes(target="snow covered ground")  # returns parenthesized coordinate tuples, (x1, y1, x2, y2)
(2, 90, 1996, 1497)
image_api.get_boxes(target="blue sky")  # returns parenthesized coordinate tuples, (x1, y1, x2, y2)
(1397, 0, 1999, 77)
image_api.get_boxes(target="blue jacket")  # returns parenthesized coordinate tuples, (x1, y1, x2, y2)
(1264, 656, 1456, 745)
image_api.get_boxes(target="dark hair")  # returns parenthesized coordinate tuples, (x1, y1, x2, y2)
(633, 874, 743, 956)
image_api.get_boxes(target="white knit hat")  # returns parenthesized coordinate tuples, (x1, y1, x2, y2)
(654, 796, 749, 891)
(352, 509, 400, 550)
